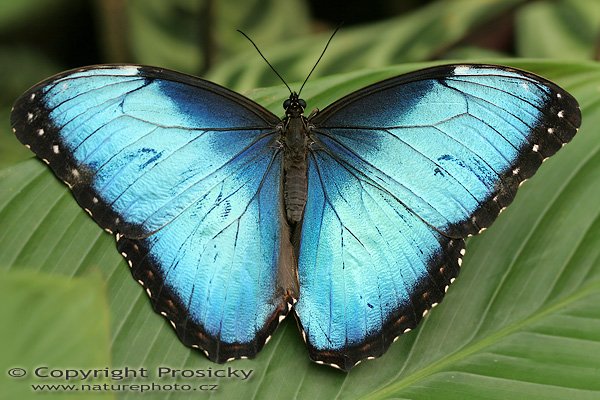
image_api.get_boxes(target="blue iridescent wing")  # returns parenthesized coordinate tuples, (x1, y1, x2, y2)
(295, 65, 581, 369)
(10, 65, 295, 361)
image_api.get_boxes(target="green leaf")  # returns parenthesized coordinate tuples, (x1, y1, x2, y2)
(0, 60, 598, 399)
(206, 0, 524, 91)
(515, 0, 600, 59)
(0, 270, 111, 400)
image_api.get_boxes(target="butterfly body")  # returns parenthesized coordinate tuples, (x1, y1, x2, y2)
(11, 63, 580, 371)
(280, 92, 310, 224)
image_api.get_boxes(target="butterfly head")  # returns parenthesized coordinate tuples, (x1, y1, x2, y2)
(283, 92, 307, 117)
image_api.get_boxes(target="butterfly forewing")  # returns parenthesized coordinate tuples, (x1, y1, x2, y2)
(10, 65, 295, 362)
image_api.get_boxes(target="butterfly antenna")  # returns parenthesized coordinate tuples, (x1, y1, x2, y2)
(298, 23, 342, 96)
(237, 30, 292, 94)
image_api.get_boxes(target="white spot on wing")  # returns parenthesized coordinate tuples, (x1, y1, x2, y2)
(37, 128, 44, 136)
(558, 110, 564, 118)
(557, 93, 562, 99)
(119, 65, 141, 72)
(72, 169, 80, 178)
(27, 113, 33, 122)
(533, 144, 539, 152)
(52, 144, 59, 154)
(460, 249, 466, 256)
(11, 128, 16, 134)
(453, 65, 471, 75)
(548, 128, 555, 134)
(92, 197, 99, 204)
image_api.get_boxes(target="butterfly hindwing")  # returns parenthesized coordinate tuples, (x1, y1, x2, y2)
(296, 151, 464, 370)
(11, 65, 294, 361)
(295, 65, 580, 368)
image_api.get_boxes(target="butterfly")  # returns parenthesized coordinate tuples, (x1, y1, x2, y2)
(10, 61, 580, 371)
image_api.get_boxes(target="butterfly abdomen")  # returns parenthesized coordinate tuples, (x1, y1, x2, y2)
(283, 115, 309, 223)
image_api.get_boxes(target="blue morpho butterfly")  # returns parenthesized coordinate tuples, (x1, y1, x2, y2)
(10, 31, 580, 370)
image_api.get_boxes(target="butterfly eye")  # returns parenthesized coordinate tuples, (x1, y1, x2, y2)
(299, 99, 307, 109)
(283, 99, 291, 110)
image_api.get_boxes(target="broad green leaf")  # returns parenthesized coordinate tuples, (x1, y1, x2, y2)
(516, 0, 600, 59)
(206, 0, 524, 91)
(0, 60, 598, 400)
(0, 270, 111, 400)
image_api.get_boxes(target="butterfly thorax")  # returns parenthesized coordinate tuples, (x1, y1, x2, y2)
(281, 93, 309, 224)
